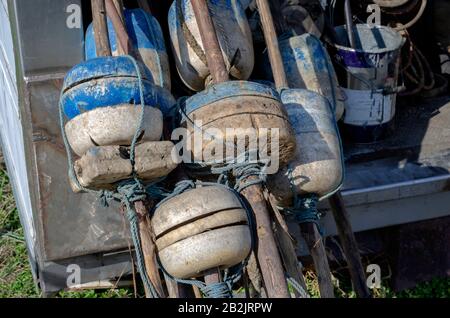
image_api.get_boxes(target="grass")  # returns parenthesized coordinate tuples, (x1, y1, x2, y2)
(0, 158, 449, 298)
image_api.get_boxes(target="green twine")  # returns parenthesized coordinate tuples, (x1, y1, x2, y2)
(58, 55, 161, 298)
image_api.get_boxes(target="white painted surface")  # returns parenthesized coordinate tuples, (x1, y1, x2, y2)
(343, 88, 395, 126)
(0, 1, 35, 260)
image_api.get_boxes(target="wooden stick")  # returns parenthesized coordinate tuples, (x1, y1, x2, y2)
(344, 0, 356, 49)
(256, 0, 334, 298)
(191, 0, 229, 83)
(105, 0, 133, 55)
(256, 0, 288, 89)
(164, 273, 193, 298)
(266, 177, 308, 298)
(90, 0, 170, 299)
(112, 0, 125, 24)
(137, 0, 152, 14)
(204, 269, 221, 286)
(91, 0, 112, 56)
(191, 0, 290, 298)
(299, 223, 334, 297)
(329, 193, 371, 298)
(134, 201, 166, 298)
(240, 179, 290, 298)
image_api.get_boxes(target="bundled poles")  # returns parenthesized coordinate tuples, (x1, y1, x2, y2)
(191, 0, 290, 298)
(256, 0, 335, 298)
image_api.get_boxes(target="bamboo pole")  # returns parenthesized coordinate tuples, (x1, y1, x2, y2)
(190, 0, 290, 298)
(256, 0, 335, 298)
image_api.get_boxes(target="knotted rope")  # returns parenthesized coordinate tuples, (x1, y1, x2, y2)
(59, 55, 162, 297)
(211, 151, 270, 193)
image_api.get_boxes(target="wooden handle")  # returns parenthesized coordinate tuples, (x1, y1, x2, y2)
(191, 0, 229, 83)
(256, 0, 288, 89)
(91, 0, 112, 56)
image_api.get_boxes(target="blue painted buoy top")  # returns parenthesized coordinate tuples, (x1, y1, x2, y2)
(62, 56, 175, 119)
(85, 8, 170, 89)
(277, 34, 345, 120)
(181, 81, 280, 116)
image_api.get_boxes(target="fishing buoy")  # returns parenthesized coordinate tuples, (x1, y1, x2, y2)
(268, 89, 343, 207)
(61, 56, 175, 156)
(85, 8, 171, 90)
(179, 81, 296, 168)
(280, 3, 324, 38)
(71, 141, 178, 191)
(266, 33, 345, 120)
(168, 0, 254, 91)
(152, 185, 252, 279)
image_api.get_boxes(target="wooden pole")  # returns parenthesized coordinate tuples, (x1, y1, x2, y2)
(256, 0, 335, 298)
(267, 195, 308, 298)
(344, 0, 356, 49)
(134, 201, 166, 298)
(256, 0, 288, 89)
(240, 180, 291, 297)
(137, 0, 152, 14)
(190, 0, 229, 84)
(105, 0, 133, 55)
(328, 193, 371, 298)
(91, 0, 111, 56)
(191, 0, 290, 298)
(299, 223, 334, 297)
(98, 1, 168, 298)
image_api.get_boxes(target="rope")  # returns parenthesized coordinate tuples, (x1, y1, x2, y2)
(154, 180, 257, 298)
(59, 55, 161, 298)
(210, 150, 269, 193)
(281, 165, 323, 234)
(393, 0, 427, 31)
(286, 276, 310, 298)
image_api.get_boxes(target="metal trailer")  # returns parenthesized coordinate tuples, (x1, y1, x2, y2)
(0, 0, 449, 295)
